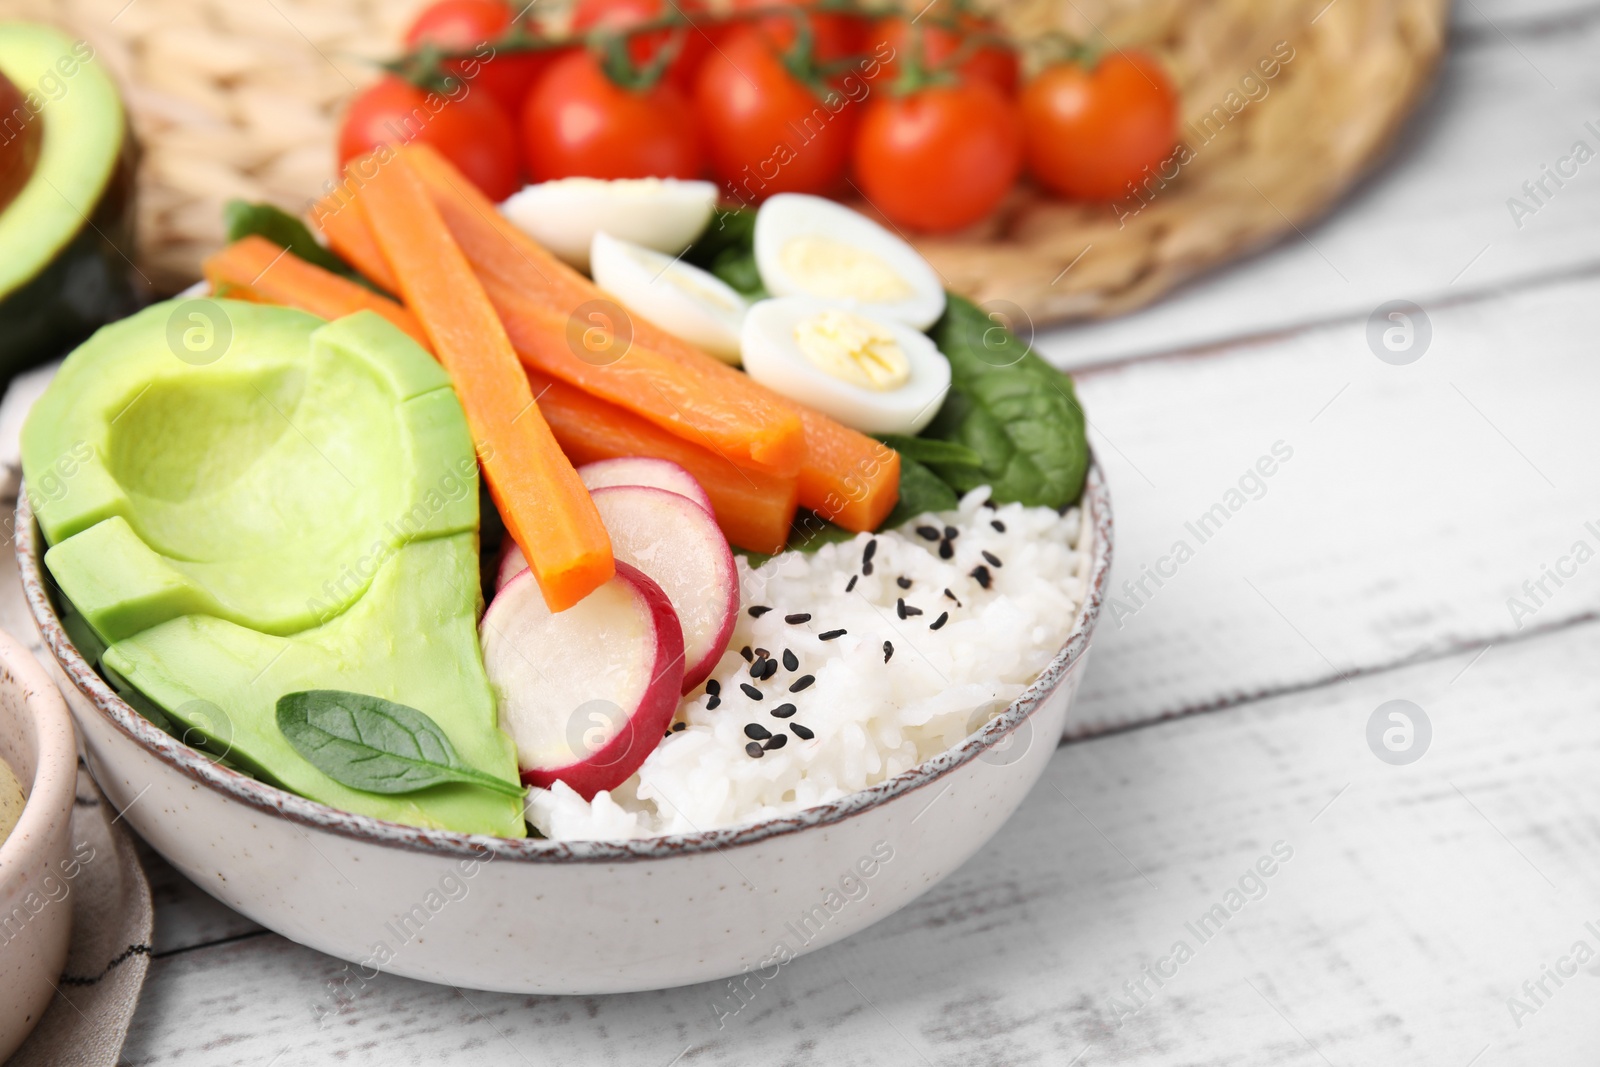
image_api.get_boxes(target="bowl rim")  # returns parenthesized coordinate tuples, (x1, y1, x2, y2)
(17, 461, 1112, 864)
(0, 628, 79, 880)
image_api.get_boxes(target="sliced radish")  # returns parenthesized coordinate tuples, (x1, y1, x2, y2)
(481, 561, 684, 799)
(577, 457, 713, 514)
(495, 459, 715, 592)
(589, 485, 738, 693)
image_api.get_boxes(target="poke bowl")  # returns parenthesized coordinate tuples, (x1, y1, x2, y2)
(14, 143, 1112, 994)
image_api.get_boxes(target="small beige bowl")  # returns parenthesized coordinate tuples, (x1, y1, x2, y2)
(0, 629, 78, 1058)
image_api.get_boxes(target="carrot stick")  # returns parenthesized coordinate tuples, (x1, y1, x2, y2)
(399, 146, 806, 480)
(354, 153, 613, 612)
(203, 236, 432, 351)
(326, 147, 900, 530)
(310, 186, 402, 294)
(527, 371, 798, 555)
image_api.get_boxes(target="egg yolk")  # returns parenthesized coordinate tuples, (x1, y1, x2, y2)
(793, 310, 910, 391)
(779, 236, 914, 303)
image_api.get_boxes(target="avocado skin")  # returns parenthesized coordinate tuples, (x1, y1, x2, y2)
(0, 124, 140, 381)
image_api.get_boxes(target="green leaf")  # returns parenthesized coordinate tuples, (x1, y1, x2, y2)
(877, 435, 983, 470)
(222, 201, 381, 291)
(880, 455, 960, 530)
(924, 294, 1090, 509)
(684, 208, 766, 298)
(276, 690, 525, 799)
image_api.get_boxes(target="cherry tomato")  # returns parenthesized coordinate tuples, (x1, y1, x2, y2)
(1021, 52, 1178, 200)
(852, 79, 1022, 231)
(339, 75, 521, 201)
(728, 0, 866, 67)
(694, 27, 858, 201)
(571, 0, 714, 90)
(520, 49, 702, 181)
(403, 0, 561, 121)
(866, 14, 1018, 97)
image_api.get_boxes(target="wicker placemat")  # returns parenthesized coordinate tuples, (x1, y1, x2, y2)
(0, 0, 1445, 323)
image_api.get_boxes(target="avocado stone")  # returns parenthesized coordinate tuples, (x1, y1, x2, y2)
(0, 23, 140, 381)
(23, 301, 525, 837)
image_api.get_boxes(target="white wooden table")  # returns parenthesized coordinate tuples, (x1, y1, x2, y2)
(109, 2, 1600, 1062)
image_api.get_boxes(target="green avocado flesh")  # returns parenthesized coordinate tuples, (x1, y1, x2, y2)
(0, 24, 140, 380)
(22, 301, 525, 837)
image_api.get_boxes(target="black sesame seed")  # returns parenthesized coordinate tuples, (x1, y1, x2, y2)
(971, 564, 992, 589)
(845, 574, 858, 593)
(896, 576, 912, 589)
(746, 741, 765, 758)
(706, 679, 720, 696)
(983, 498, 997, 509)
(819, 628, 847, 641)
(764, 733, 788, 750)
(754, 647, 770, 659)
(863, 538, 878, 564)
(748, 605, 772, 618)
(916, 525, 940, 541)
(740, 683, 763, 701)
(785, 612, 811, 624)
(883, 641, 894, 662)
(862, 561, 874, 576)
(770, 702, 797, 718)
(745, 723, 772, 740)
(761, 658, 780, 681)
(673, 721, 687, 731)
(791, 723, 815, 740)
(982, 550, 1003, 568)
(740, 645, 754, 662)
(749, 659, 764, 679)
(938, 540, 953, 560)
(930, 612, 949, 631)
(706, 694, 721, 710)
(991, 519, 1006, 533)
(943, 588, 962, 606)
(790, 674, 815, 692)
(782, 648, 798, 671)
(897, 598, 923, 618)
(944, 525, 959, 540)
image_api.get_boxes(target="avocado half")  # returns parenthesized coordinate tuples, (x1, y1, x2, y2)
(23, 301, 526, 837)
(0, 23, 139, 380)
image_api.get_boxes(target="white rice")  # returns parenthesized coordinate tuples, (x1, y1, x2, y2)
(525, 486, 1089, 841)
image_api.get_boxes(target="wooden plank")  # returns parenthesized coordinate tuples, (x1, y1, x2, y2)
(1035, 8, 1600, 368)
(1067, 271, 1600, 731)
(119, 617, 1600, 1065)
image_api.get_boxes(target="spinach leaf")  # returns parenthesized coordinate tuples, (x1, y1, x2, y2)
(683, 208, 767, 298)
(925, 294, 1089, 509)
(223, 201, 378, 289)
(880, 455, 960, 530)
(277, 690, 525, 798)
(877, 435, 982, 471)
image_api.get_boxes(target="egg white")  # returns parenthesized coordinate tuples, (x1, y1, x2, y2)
(740, 297, 951, 436)
(500, 178, 718, 272)
(590, 232, 747, 364)
(753, 193, 946, 330)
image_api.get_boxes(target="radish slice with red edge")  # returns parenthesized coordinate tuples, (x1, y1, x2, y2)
(588, 485, 738, 693)
(578, 457, 713, 514)
(481, 561, 685, 800)
(495, 488, 738, 694)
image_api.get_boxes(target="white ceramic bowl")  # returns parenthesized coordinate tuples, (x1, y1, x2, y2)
(0, 628, 78, 1057)
(17, 466, 1111, 996)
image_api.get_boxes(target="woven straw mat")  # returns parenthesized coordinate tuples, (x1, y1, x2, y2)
(0, 0, 1447, 325)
